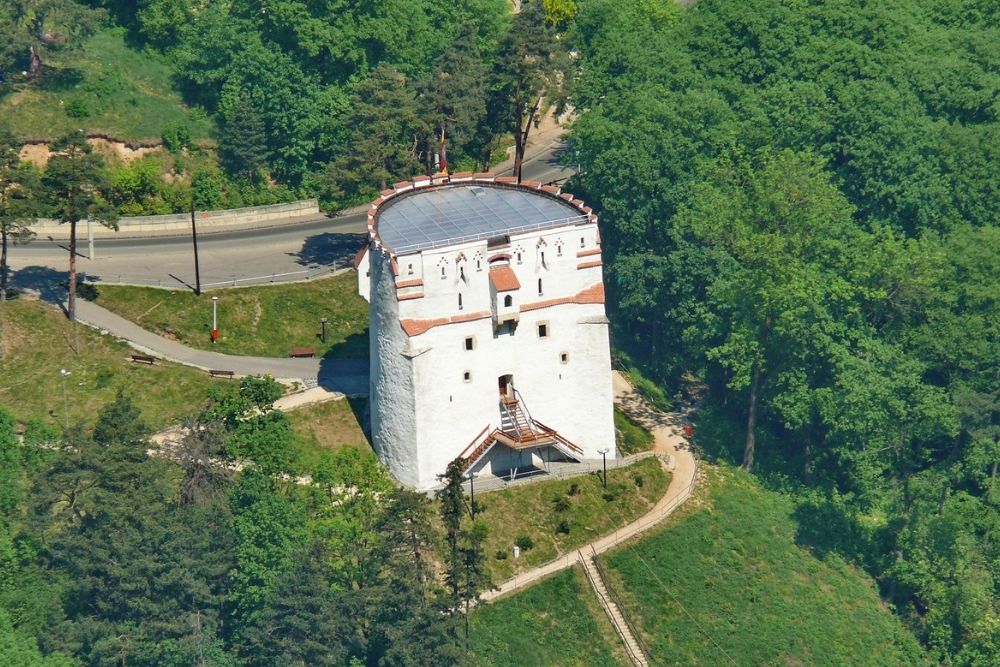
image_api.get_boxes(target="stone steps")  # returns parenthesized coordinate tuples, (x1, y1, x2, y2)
(580, 552, 650, 667)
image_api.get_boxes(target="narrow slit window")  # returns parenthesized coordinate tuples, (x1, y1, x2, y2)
(538, 278, 543, 296)
(441, 266, 446, 278)
(516, 251, 523, 264)
(458, 293, 463, 310)
(407, 264, 414, 275)
(580, 237, 585, 248)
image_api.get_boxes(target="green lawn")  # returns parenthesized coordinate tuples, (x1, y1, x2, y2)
(603, 466, 927, 666)
(92, 272, 369, 359)
(0, 298, 225, 431)
(0, 27, 214, 142)
(287, 397, 372, 469)
(471, 568, 627, 666)
(614, 405, 654, 455)
(470, 457, 669, 582)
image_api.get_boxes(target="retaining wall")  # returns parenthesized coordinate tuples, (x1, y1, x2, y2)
(30, 199, 321, 238)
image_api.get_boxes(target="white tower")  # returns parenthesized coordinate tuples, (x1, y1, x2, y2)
(356, 173, 616, 489)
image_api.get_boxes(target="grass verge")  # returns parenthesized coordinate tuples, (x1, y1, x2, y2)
(470, 457, 669, 582)
(92, 272, 369, 359)
(470, 568, 627, 666)
(604, 465, 927, 665)
(0, 28, 214, 142)
(614, 405, 654, 455)
(0, 299, 224, 430)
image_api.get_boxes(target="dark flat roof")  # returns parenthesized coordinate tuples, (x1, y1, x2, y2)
(375, 183, 587, 254)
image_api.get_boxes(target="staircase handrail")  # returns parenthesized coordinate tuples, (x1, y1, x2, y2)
(579, 550, 646, 667)
(499, 400, 523, 440)
(511, 389, 539, 434)
(457, 425, 491, 461)
(591, 546, 652, 661)
(532, 419, 584, 454)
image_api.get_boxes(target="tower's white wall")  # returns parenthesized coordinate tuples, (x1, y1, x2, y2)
(368, 250, 420, 487)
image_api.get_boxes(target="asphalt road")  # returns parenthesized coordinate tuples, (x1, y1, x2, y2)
(9, 143, 574, 291)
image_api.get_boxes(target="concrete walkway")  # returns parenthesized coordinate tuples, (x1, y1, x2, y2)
(481, 371, 698, 602)
(74, 298, 369, 395)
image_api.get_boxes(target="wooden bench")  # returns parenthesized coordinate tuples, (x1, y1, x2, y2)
(288, 347, 316, 358)
(208, 369, 235, 379)
(131, 354, 156, 365)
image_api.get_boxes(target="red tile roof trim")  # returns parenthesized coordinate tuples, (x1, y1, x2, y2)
(397, 291, 424, 301)
(395, 278, 423, 288)
(521, 283, 605, 313)
(353, 244, 369, 269)
(577, 260, 603, 270)
(400, 311, 492, 336)
(489, 265, 521, 291)
(576, 248, 601, 258)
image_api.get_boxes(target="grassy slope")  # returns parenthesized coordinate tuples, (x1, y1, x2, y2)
(0, 299, 224, 430)
(614, 405, 654, 455)
(93, 272, 369, 359)
(605, 466, 927, 666)
(473, 457, 668, 581)
(286, 397, 372, 468)
(471, 568, 627, 667)
(1, 28, 214, 142)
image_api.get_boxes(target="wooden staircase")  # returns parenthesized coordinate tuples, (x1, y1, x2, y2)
(458, 394, 585, 475)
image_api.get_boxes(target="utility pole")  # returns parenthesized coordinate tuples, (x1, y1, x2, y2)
(190, 198, 202, 295)
(87, 215, 94, 260)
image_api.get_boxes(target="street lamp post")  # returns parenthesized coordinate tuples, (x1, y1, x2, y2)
(211, 296, 219, 343)
(59, 369, 71, 430)
(320, 316, 329, 344)
(597, 447, 609, 488)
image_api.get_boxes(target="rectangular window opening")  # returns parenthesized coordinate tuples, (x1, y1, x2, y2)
(538, 323, 548, 338)
(464, 337, 474, 351)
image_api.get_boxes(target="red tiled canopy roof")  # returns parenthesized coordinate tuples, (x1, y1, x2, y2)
(489, 265, 520, 292)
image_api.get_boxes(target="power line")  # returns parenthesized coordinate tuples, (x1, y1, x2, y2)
(625, 544, 740, 666)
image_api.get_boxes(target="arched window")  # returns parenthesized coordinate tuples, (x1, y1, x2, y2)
(458, 293, 464, 310)
(504, 294, 513, 307)
(538, 278, 543, 296)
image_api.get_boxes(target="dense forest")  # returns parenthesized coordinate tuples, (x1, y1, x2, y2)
(1, 0, 570, 212)
(0, 380, 490, 666)
(567, 0, 998, 662)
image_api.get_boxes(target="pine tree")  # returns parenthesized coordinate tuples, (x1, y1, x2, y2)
(41, 133, 117, 321)
(0, 126, 37, 301)
(218, 94, 270, 184)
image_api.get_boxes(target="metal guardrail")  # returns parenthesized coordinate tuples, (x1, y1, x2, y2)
(592, 544, 653, 661)
(81, 264, 343, 291)
(387, 214, 589, 255)
(460, 451, 657, 494)
(580, 549, 648, 667)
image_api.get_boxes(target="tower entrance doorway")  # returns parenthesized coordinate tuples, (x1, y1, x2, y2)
(498, 374, 514, 402)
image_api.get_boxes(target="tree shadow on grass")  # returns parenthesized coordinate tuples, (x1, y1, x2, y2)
(37, 67, 85, 93)
(293, 232, 366, 268)
(9, 265, 69, 314)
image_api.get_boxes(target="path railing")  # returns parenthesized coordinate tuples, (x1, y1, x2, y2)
(458, 451, 661, 494)
(591, 544, 652, 661)
(81, 264, 344, 291)
(485, 458, 700, 598)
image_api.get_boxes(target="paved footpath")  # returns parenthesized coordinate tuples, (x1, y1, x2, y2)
(481, 371, 698, 602)
(74, 298, 369, 395)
